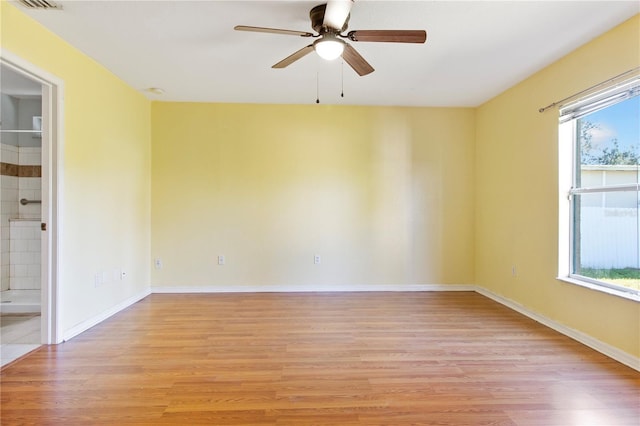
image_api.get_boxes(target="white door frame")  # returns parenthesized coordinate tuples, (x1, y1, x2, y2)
(1, 49, 64, 344)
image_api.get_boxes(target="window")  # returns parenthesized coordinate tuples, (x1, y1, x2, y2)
(559, 77, 639, 300)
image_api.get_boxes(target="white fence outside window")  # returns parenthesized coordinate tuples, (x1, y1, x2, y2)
(579, 166, 638, 269)
(580, 207, 638, 269)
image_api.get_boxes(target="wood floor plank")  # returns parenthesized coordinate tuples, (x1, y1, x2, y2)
(1, 292, 638, 425)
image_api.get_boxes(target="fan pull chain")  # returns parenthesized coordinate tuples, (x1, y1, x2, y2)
(316, 72, 320, 104)
(341, 61, 344, 98)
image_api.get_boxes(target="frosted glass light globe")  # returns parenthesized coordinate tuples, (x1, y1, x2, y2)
(314, 38, 345, 61)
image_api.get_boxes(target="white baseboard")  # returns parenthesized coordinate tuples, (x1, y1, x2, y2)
(151, 284, 476, 293)
(62, 288, 151, 342)
(475, 287, 640, 372)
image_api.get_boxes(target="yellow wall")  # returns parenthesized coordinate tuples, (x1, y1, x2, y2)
(1, 3, 151, 333)
(151, 103, 475, 288)
(475, 15, 640, 358)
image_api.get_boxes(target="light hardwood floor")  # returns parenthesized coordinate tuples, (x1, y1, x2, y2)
(1, 292, 638, 425)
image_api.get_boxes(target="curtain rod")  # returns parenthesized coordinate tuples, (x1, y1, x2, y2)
(538, 66, 640, 113)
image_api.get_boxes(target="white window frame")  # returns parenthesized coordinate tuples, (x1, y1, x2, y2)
(558, 76, 640, 302)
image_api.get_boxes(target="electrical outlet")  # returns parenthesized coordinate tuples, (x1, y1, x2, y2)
(154, 258, 163, 269)
(94, 271, 108, 287)
(120, 270, 127, 280)
(314, 255, 321, 265)
(218, 255, 225, 265)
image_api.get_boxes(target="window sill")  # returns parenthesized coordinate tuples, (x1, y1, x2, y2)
(557, 276, 640, 302)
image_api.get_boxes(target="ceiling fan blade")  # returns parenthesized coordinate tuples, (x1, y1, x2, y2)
(323, 0, 354, 30)
(272, 45, 315, 69)
(347, 30, 427, 43)
(342, 44, 374, 76)
(234, 25, 314, 37)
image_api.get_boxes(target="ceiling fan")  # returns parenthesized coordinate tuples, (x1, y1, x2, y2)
(234, 0, 427, 76)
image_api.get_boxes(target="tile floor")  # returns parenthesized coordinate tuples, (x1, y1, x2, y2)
(0, 314, 40, 367)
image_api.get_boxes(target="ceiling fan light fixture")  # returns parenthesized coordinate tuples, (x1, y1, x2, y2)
(314, 37, 345, 61)
(236, 1, 426, 75)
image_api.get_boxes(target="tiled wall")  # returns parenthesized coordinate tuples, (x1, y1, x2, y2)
(1, 144, 19, 291)
(1, 143, 41, 291)
(9, 220, 41, 290)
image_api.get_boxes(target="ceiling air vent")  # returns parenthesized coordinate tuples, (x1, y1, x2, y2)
(16, 0, 62, 9)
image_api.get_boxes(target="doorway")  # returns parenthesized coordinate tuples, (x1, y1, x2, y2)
(0, 53, 61, 365)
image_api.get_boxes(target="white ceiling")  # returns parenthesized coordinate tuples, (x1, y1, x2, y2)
(12, 0, 640, 106)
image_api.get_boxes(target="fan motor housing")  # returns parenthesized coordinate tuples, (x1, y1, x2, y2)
(310, 4, 349, 33)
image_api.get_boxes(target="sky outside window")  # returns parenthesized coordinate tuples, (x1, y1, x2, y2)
(581, 95, 639, 163)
